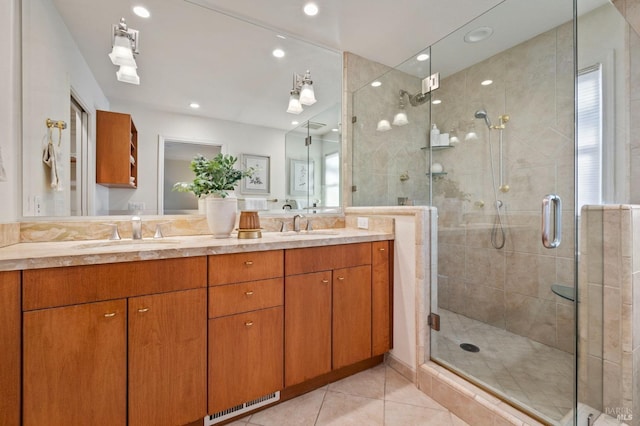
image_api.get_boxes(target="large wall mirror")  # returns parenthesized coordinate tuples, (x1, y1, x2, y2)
(21, 0, 342, 217)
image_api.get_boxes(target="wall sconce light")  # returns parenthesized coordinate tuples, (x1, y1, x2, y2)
(377, 89, 431, 132)
(286, 70, 316, 114)
(392, 92, 409, 126)
(109, 18, 140, 85)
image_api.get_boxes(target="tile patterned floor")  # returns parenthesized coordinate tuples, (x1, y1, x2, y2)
(432, 309, 574, 423)
(226, 364, 469, 426)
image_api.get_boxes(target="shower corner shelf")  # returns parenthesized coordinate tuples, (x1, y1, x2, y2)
(421, 145, 454, 151)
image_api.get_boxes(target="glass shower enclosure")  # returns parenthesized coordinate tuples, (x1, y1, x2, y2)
(352, 0, 640, 423)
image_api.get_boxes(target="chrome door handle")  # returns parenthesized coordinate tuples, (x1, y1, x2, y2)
(541, 194, 562, 249)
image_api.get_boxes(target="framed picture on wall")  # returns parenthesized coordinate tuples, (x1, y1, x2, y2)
(290, 159, 314, 196)
(241, 154, 270, 194)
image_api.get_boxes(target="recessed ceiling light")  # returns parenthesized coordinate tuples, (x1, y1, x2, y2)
(189, 102, 200, 109)
(272, 49, 285, 58)
(331, 128, 339, 132)
(432, 99, 442, 105)
(303, 2, 319, 16)
(481, 79, 493, 86)
(291, 120, 299, 125)
(133, 6, 150, 18)
(276, 34, 287, 39)
(416, 53, 429, 61)
(371, 81, 382, 87)
(464, 26, 493, 43)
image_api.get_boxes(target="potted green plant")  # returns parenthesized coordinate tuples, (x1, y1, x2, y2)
(174, 154, 253, 237)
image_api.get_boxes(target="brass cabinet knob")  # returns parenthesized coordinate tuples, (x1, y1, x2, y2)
(321, 279, 329, 284)
(245, 321, 254, 327)
(337, 276, 345, 281)
(104, 312, 116, 318)
(245, 291, 254, 296)
(137, 308, 149, 313)
(378, 248, 385, 251)
(244, 261, 254, 265)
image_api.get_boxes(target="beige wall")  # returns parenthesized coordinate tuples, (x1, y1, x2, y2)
(580, 205, 640, 424)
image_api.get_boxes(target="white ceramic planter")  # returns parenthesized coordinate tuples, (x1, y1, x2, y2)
(205, 196, 237, 238)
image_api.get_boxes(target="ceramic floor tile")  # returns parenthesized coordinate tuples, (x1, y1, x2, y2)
(315, 391, 384, 426)
(384, 400, 467, 426)
(385, 367, 448, 411)
(327, 362, 386, 400)
(248, 388, 326, 426)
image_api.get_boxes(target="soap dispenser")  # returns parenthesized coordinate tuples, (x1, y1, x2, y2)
(430, 123, 440, 147)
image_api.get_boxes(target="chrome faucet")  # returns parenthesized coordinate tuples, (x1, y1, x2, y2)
(131, 216, 142, 240)
(293, 214, 304, 232)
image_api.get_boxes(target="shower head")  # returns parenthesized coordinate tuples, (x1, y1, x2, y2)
(474, 109, 492, 129)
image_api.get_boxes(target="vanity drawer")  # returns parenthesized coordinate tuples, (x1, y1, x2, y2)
(285, 242, 372, 276)
(209, 278, 283, 318)
(208, 250, 283, 286)
(23, 257, 207, 311)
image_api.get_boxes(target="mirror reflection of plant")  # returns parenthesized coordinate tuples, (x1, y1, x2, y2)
(173, 154, 254, 199)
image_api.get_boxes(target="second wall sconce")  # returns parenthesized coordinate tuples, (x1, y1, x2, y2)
(287, 70, 317, 114)
(109, 18, 140, 85)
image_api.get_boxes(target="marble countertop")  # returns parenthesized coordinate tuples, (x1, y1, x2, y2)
(0, 228, 393, 271)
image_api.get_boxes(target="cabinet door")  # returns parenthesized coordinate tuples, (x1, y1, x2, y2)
(284, 271, 332, 387)
(372, 241, 392, 355)
(209, 306, 283, 413)
(0, 271, 20, 426)
(128, 288, 207, 426)
(333, 265, 372, 369)
(23, 300, 126, 426)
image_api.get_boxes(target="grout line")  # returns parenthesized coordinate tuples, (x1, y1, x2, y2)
(313, 386, 329, 425)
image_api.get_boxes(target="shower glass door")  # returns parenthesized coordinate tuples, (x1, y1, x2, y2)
(427, 0, 576, 423)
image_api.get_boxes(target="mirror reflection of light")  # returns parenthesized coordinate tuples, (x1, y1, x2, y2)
(416, 53, 429, 61)
(189, 102, 200, 109)
(133, 6, 150, 18)
(303, 3, 318, 16)
(371, 81, 382, 87)
(432, 99, 442, 105)
(481, 79, 493, 86)
(291, 121, 299, 125)
(272, 48, 285, 58)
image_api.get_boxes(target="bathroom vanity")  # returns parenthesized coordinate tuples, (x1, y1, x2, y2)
(0, 228, 393, 426)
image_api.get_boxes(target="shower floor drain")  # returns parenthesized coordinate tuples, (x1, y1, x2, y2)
(460, 343, 480, 353)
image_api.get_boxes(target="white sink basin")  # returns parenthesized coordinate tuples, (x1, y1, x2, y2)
(74, 239, 181, 250)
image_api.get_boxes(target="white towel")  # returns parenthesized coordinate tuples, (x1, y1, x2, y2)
(243, 198, 268, 211)
(42, 127, 63, 191)
(294, 198, 307, 209)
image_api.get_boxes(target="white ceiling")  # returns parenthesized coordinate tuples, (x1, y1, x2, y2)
(49, 0, 608, 133)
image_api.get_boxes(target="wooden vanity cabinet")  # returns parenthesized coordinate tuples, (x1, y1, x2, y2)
(96, 109, 137, 188)
(332, 264, 372, 369)
(284, 271, 332, 387)
(22, 257, 207, 426)
(208, 250, 284, 414)
(284, 242, 392, 387)
(372, 240, 393, 355)
(0, 271, 21, 426)
(128, 289, 207, 426)
(23, 299, 127, 426)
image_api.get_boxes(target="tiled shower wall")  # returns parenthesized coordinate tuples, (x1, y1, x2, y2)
(349, 57, 430, 207)
(580, 205, 640, 424)
(433, 22, 576, 352)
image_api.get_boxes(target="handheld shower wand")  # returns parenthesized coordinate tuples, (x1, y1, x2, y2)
(474, 109, 492, 129)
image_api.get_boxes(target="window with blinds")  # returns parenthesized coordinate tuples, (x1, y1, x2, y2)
(577, 64, 603, 213)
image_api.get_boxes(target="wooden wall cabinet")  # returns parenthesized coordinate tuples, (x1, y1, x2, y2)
(208, 251, 284, 414)
(96, 110, 137, 188)
(0, 271, 21, 426)
(22, 257, 207, 426)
